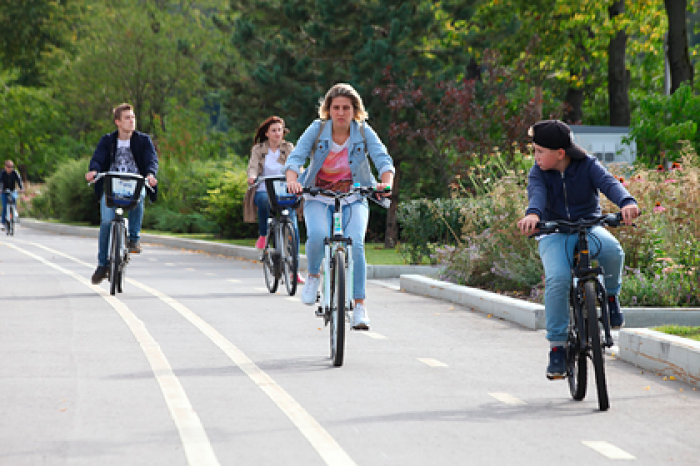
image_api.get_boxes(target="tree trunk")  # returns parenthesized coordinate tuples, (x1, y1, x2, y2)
(608, 0, 630, 126)
(564, 87, 584, 124)
(664, 0, 694, 93)
(533, 86, 543, 121)
(466, 56, 481, 81)
(384, 157, 400, 248)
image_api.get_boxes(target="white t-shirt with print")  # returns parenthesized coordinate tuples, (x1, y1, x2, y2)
(257, 148, 284, 193)
(110, 138, 139, 174)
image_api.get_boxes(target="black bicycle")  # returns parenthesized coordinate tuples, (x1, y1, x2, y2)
(301, 184, 391, 367)
(260, 175, 302, 296)
(2, 189, 18, 236)
(534, 213, 626, 411)
(91, 172, 148, 295)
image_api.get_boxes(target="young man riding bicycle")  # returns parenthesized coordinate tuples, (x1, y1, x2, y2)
(1, 160, 24, 231)
(517, 120, 640, 380)
(85, 103, 158, 285)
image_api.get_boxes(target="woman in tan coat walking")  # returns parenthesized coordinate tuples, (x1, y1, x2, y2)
(244, 116, 304, 283)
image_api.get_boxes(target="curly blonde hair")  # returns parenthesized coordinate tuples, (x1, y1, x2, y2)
(318, 83, 369, 121)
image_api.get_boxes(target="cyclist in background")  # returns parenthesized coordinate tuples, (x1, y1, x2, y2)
(244, 116, 304, 284)
(517, 120, 639, 379)
(1, 160, 24, 231)
(285, 83, 394, 330)
(85, 103, 158, 285)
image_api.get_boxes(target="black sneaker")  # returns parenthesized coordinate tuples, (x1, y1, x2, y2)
(127, 240, 142, 254)
(546, 346, 567, 380)
(91, 266, 109, 285)
(608, 295, 625, 329)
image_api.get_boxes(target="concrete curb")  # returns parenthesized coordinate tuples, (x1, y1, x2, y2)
(399, 274, 700, 329)
(399, 275, 546, 330)
(618, 329, 700, 387)
(21, 219, 436, 279)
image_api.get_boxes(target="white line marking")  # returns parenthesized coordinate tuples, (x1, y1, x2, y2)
(418, 358, 448, 367)
(363, 332, 387, 340)
(285, 297, 300, 302)
(21, 240, 357, 466)
(165, 262, 175, 266)
(254, 287, 268, 292)
(489, 393, 527, 406)
(5, 242, 219, 466)
(205, 273, 216, 276)
(227, 279, 241, 284)
(582, 441, 635, 460)
(186, 268, 196, 272)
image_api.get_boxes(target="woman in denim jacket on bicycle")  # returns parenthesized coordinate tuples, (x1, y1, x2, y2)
(285, 83, 394, 330)
(517, 120, 640, 379)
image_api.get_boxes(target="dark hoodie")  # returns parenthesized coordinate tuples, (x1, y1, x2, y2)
(525, 153, 636, 222)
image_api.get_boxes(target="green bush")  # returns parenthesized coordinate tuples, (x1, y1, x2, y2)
(33, 157, 99, 224)
(396, 197, 469, 264)
(626, 83, 700, 166)
(205, 168, 257, 238)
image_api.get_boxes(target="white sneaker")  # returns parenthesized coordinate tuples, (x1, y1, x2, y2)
(301, 275, 321, 306)
(353, 303, 370, 330)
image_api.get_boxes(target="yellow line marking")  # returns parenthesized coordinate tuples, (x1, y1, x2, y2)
(582, 441, 635, 460)
(5, 242, 219, 466)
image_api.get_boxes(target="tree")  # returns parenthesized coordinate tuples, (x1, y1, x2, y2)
(608, 0, 630, 126)
(664, 0, 694, 93)
(0, 0, 83, 86)
(51, 0, 218, 139)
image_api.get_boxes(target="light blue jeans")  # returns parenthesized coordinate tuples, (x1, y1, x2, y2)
(97, 191, 145, 267)
(304, 199, 369, 300)
(1, 191, 18, 224)
(538, 226, 624, 344)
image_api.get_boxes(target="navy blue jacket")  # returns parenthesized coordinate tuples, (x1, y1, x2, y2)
(0, 169, 23, 192)
(89, 130, 159, 202)
(525, 154, 635, 222)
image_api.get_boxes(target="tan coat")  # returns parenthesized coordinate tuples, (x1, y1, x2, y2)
(243, 140, 296, 223)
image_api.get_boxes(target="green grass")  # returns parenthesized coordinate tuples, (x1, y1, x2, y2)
(655, 325, 700, 342)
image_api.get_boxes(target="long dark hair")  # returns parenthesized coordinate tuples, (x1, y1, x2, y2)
(253, 116, 289, 145)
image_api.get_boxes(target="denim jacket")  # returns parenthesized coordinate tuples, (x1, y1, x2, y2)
(284, 119, 395, 189)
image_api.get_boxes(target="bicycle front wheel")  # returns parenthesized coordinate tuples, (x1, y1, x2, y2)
(567, 300, 587, 401)
(281, 222, 298, 296)
(262, 232, 279, 293)
(330, 250, 346, 367)
(584, 281, 609, 411)
(109, 223, 122, 296)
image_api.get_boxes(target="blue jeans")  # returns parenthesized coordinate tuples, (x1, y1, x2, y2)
(1, 191, 18, 224)
(255, 190, 300, 257)
(304, 199, 369, 300)
(98, 192, 145, 267)
(538, 226, 624, 344)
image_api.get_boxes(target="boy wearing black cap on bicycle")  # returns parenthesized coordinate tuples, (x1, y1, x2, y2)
(517, 120, 640, 380)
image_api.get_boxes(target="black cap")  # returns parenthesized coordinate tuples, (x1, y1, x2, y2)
(528, 120, 587, 159)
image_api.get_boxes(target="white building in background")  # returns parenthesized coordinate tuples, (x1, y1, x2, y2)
(571, 125, 636, 165)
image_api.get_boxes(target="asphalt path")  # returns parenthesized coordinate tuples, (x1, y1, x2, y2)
(1, 227, 699, 465)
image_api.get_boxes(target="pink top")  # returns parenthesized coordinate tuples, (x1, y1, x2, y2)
(315, 140, 353, 192)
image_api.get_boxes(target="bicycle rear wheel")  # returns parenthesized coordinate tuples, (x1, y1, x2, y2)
(567, 301, 587, 401)
(281, 222, 298, 296)
(262, 231, 279, 293)
(109, 223, 122, 296)
(7, 214, 13, 236)
(584, 281, 609, 411)
(330, 250, 346, 367)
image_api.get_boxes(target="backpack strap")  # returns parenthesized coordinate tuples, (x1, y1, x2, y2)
(310, 120, 328, 159)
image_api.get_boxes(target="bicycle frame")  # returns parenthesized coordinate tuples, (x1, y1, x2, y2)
(320, 197, 354, 321)
(570, 228, 614, 350)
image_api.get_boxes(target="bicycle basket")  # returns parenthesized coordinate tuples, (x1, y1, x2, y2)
(263, 176, 299, 210)
(103, 172, 145, 209)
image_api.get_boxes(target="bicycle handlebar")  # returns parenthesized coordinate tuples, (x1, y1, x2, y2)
(300, 185, 392, 208)
(89, 172, 155, 192)
(533, 212, 625, 237)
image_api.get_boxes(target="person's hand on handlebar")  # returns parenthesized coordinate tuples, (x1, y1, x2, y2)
(375, 182, 392, 197)
(517, 213, 540, 236)
(146, 174, 157, 187)
(620, 203, 640, 226)
(285, 171, 303, 194)
(85, 171, 97, 182)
